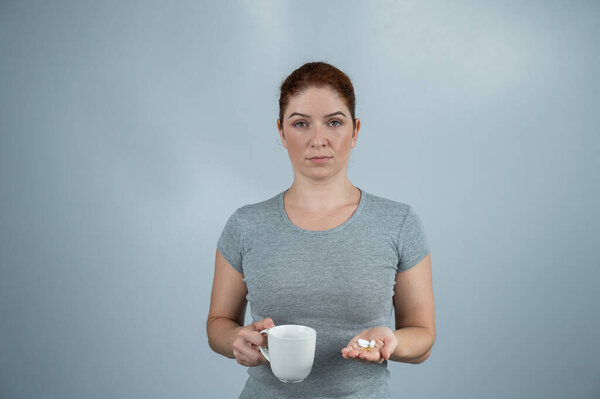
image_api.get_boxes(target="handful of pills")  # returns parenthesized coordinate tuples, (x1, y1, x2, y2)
(357, 339, 376, 351)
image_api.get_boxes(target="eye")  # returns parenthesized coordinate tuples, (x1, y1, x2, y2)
(294, 121, 308, 128)
(328, 120, 342, 127)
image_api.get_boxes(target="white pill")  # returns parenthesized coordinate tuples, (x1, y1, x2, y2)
(369, 340, 375, 348)
(357, 339, 370, 348)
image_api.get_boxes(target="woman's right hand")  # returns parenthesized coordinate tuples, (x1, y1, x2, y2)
(232, 318, 276, 367)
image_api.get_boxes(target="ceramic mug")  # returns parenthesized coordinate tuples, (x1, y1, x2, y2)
(259, 324, 317, 383)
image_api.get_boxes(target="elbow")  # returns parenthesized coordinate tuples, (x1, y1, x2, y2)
(206, 316, 218, 351)
(413, 331, 435, 364)
(206, 327, 214, 352)
(415, 328, 435, 364)
(412, 349, 432, 364)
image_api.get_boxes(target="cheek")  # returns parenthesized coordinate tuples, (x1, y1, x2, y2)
(286, 142, 304, 158)
(338, 137, 355, 151)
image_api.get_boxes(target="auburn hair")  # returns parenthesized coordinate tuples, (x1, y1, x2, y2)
(278, 62, 356, 135)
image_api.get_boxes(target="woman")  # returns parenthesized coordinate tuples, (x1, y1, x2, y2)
(207, 61, 435, 398)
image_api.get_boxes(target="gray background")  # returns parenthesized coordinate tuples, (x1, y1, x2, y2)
(1, 0, 598, 398)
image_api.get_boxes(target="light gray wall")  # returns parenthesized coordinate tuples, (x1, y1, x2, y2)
(1, 1, 598, 398)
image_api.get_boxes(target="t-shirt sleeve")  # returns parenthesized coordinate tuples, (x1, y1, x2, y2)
(396, 205, 430, 272)
(216, 208, 244, 275)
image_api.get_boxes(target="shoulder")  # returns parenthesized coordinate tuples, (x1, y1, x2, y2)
(233, 191, 283, 225)
(362, 190, 413, 220)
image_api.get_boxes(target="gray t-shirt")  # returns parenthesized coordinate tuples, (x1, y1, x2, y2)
(216, 187, 430, 399)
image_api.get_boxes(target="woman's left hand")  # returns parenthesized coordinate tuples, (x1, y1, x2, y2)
(341, 326, 397, 364)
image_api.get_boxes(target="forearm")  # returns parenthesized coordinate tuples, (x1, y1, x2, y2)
(389, 326, 435, 364)
(207, 317, 243, 359)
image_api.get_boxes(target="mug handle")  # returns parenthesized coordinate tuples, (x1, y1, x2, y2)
(259, 329, 270, 362)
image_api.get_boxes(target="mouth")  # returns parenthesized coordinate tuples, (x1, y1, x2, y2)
(308, 156, 332, 164)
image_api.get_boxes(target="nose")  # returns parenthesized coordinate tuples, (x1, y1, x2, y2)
(309, 124, 328, 147)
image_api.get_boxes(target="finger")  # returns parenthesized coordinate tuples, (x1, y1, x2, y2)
(341, 345, 357, 359)
(252, 346, 268, 365)
(358, 349, 381, 363)
(239, 351, 263, 367)
(244, 331, 267, 347)
(236, 350, 264, 367)
(353, 346, 370, 358)
(250, 320, 264, 332)
(343, 350, 364, 363)
(344, 346, 357, 358)
(235, 351, 252, 367)
(258, 349, 269, 364)
(236, 356, 248, 367)
(236, 336, 268, 362)
(347, 335, 374, 354)
(263, 318, 276, 329)
(235, 344, 259, 364)
(249, 343, 269, 365)
(341, 347, 349, 358)
(341, 341, 355, 357)
(341, 343, 356, 353)
(348, 348, 362, 359)
(251, 318, 275, 331)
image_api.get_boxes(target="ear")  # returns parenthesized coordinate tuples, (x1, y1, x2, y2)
(351, 118, 360, 148)
(277, 119, 287, 148)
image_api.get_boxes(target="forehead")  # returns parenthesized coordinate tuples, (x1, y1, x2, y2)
(286, 87, 347, 117)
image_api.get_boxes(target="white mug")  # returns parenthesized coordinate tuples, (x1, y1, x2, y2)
(259, 324, 317, 383)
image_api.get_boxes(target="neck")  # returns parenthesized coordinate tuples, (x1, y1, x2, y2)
(284, 174, 360, 213)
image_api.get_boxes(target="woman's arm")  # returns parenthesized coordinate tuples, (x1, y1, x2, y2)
(389, 253, 436, 363)
(206, 248, 248, 359)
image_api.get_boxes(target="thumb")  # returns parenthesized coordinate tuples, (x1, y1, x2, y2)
(382, 348, 391, 360)
(381, 335, 394, 360)
(252, 317, 275, 331)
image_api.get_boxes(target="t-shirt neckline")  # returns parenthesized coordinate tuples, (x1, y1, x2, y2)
(278, 187, 366, 234)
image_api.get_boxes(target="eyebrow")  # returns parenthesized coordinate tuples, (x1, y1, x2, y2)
(288, 111, 347, 119)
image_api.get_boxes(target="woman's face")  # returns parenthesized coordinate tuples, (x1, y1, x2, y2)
(277, 86, 360, 182)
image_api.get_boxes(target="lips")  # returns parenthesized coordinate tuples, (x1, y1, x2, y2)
(308, 156, 332, 164)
